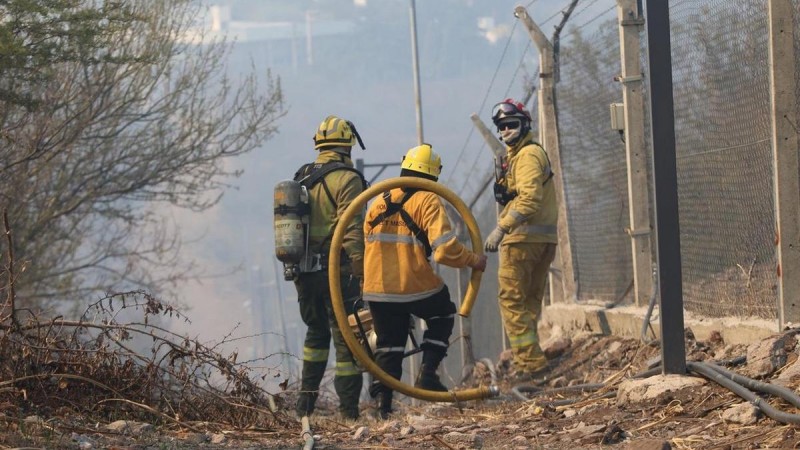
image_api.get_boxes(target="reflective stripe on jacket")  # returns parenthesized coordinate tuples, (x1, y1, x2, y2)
(305, 151, 365, 265)
(498, 131, 558, 244)
(363, 187, 479, 302)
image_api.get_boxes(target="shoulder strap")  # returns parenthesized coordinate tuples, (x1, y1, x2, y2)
(297, 162, 363, 188)
(523, 141, 555, 186)
(295, 161, 369, 207)
(367, 190, 432, 257)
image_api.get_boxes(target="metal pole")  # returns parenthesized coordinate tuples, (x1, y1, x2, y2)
(768, 0, 800, 329)
(409, 0, 424, 144)
(616, 0, 653, 307)
(643, 0, 686, 375)
(271, 259, 293, 377)
(305, 10, 313, 66)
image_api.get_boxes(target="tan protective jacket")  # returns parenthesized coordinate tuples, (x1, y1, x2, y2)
(305, 151, 365, 269)
(498, 131, 558, 244)
(363, 187, 479, 302)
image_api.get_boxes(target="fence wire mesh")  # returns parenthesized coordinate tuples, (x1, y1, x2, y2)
(670, 0, 777, 319)
(463, 0, 795, 327)
(557, 16, 633, 304)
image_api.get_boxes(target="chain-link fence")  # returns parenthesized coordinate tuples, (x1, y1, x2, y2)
(557, 18, 633, 304)
(670, 0, 777, 319)
(462, 0, 798, 325)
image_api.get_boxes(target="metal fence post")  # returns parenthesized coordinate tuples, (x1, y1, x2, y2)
(644, 0, 686, 375)
(768, 0, 800, 329)
(616, 0, 654, 307)
(514, 6, 577, 304)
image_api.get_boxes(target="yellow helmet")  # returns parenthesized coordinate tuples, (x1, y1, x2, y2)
(401, 143, 442, 177)
(313, 115, 365, 150)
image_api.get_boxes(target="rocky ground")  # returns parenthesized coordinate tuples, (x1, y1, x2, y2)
(4, 324, 800, 449)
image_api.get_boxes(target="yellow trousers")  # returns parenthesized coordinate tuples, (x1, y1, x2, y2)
(498, 242, 557, 372)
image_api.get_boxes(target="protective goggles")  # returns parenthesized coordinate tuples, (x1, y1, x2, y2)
(496, 119, 521, 131)
(491, 99, 528, 121)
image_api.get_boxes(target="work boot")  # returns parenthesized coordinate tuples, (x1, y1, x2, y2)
(295, 391, 318, 417)
(509, 365, 549, 386)
(339, 405, 360, 421)
(377, 390, 393, 420)
(414, 364, 448, 392)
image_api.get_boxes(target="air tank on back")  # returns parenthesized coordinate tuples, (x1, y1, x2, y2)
(273, 180, 309, 280)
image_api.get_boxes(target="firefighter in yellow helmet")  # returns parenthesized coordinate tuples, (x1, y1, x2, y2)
(485, 98, 558, 384)
(362, 144, 488, 419)
(293, 115, 367, 420)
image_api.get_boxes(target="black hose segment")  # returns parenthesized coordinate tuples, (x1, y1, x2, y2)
(633, 367, 662, 379)
(714, 355, 747, 367)
(705, 362, 800, 409)
(687, 361, 800, 425)
(640, 267, 659, 344)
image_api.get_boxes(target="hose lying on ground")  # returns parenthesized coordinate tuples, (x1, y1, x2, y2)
(686, 361, 800, 425)
(510, 355, 800, 425)
(301, 415, 314, 450)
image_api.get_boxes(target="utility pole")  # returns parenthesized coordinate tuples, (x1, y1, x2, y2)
(305, 10, 314, 66)
(514, 6, 577, 304)
(616, 0, 653, 307)
(409, 0, 424, 144)
(469, 113, 511, 350)
(271, 259, 294, 377)
(768, 0, 800, 328)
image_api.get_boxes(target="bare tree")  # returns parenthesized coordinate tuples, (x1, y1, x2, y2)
(0, 0, 285, 310)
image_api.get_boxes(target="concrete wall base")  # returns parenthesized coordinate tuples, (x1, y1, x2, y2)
(541, 303, 779, 346)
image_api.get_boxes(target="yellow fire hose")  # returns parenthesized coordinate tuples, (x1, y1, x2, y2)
(328, 177, 499, 402)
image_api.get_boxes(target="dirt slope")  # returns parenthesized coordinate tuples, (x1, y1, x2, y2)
(4, 326, 800, 449)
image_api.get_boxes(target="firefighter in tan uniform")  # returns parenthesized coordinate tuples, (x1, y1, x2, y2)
(362, 144, 488, 419)
(293, 116, 367, 420)
(484, 99, 558, 383)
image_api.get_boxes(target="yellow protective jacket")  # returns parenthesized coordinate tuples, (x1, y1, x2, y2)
(498, 131, 558, 244)
(363, 187, 479, 302)
(303, 151, 365, 270)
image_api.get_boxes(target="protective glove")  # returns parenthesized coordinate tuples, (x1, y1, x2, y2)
(469, 254, 488, 271)
(484, 226, 508, 253)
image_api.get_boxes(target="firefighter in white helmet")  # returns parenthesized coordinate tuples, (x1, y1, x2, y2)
(292, 115, 367, 420)
(485, 98, 558, 384)
(362, 144, 488, 419)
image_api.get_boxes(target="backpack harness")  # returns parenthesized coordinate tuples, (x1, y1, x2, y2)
(494, 140, 554, 206)
(292, 160, 368, 271)
(367, 189, 432, 258)
(294, 161, 368, 208)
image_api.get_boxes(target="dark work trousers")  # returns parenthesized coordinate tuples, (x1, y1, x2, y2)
(368, 285, 456, 396)
(295, 270, 363, 417)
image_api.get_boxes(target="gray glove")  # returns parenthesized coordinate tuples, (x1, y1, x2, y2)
(484, 226, 508, 253)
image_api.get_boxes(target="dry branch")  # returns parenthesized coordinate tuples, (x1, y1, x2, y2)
(0, 290, 293, 433)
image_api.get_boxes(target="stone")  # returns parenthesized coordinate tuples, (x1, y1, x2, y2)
(617, 375, 707, 404)
(443, 431, 483, 449)
(745, 334, 796, 377)
(353, 426, 369, 440)
(721, 402, 760, 425)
